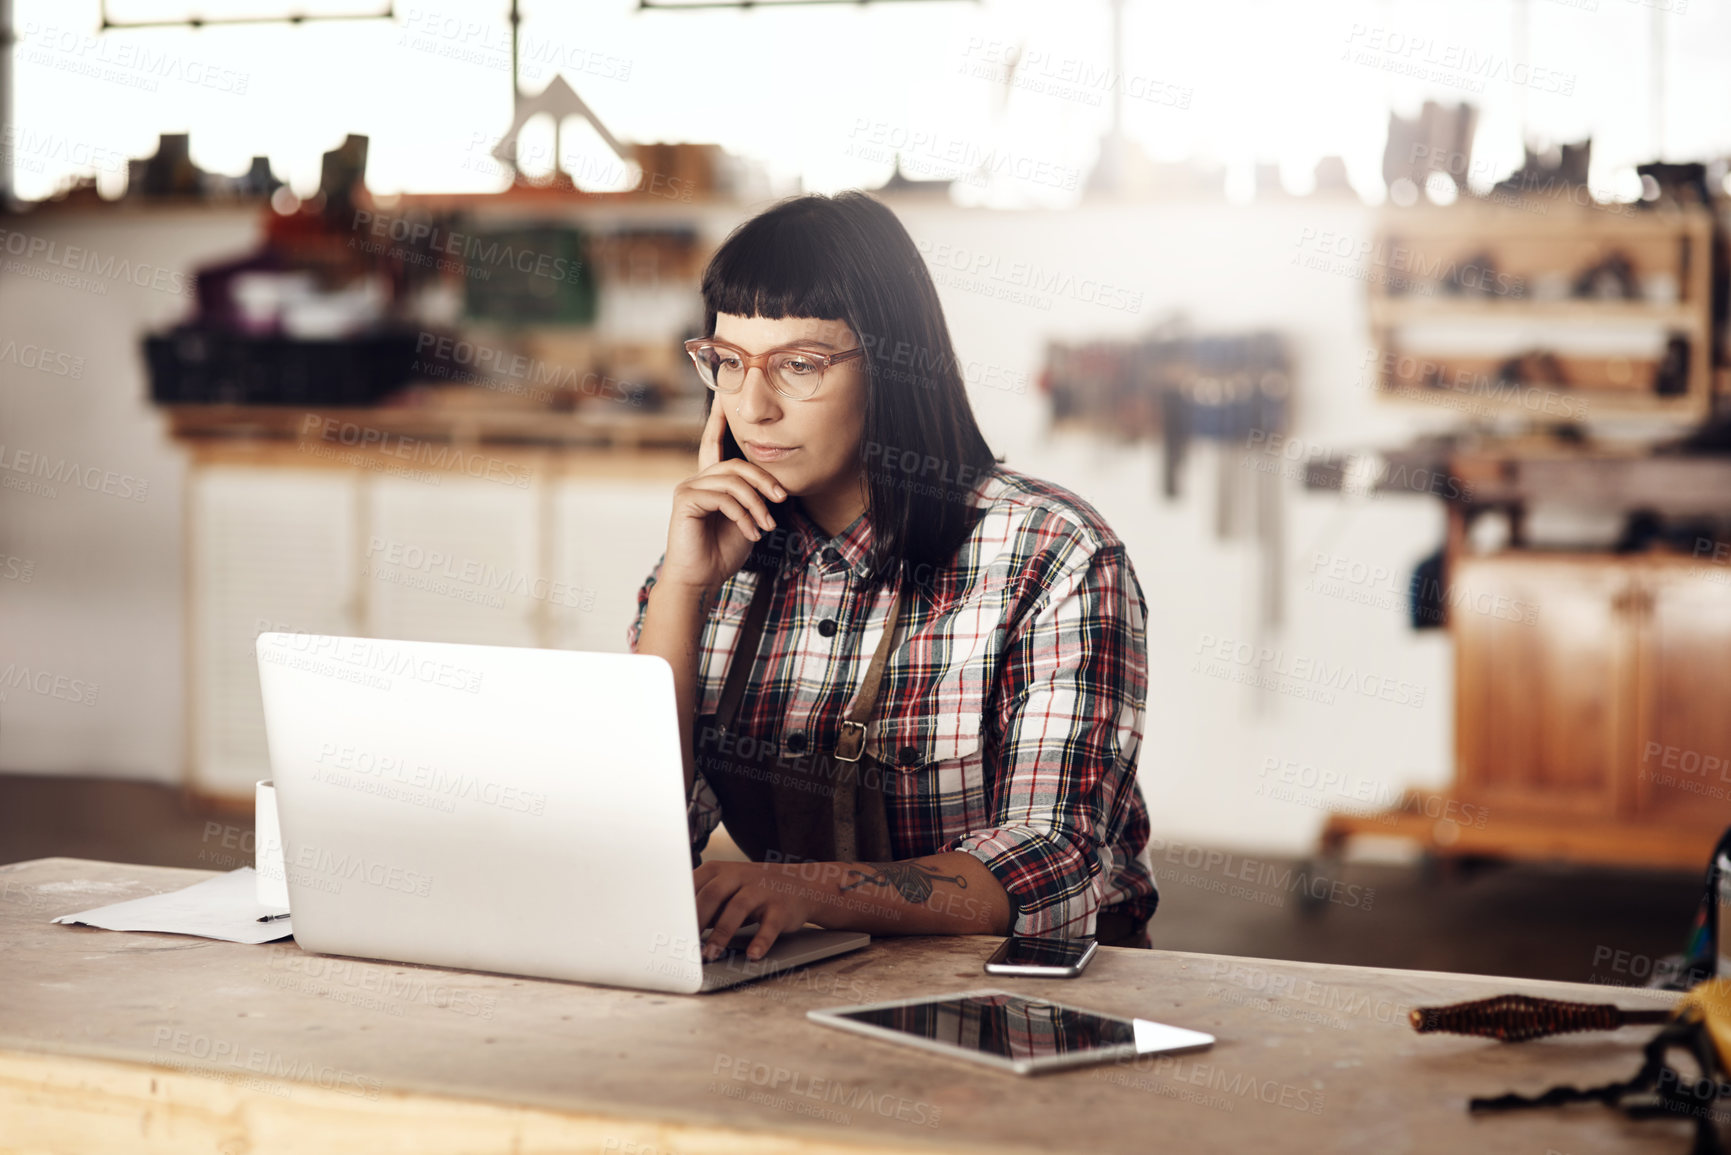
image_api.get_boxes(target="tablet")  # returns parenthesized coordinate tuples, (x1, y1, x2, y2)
(807, 988, 1215, 1076)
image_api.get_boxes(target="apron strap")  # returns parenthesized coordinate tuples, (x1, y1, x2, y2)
(833, 583, 904, 762)
(715, 571, 906, 746)
(710, 567, 906, 866)
(831, 581, 904, 863)
(714, 574, 776, 736)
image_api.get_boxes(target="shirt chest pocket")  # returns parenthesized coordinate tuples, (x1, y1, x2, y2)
(865, 579, 1005, 775)
(870, 572, 1013, 768)
(865, 709, 983, 772)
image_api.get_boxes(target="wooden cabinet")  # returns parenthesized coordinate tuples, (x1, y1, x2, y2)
(1324, 551, 1731, 870)
(1452, 555, 1629, 820)
(1632, 562, 1731, 826)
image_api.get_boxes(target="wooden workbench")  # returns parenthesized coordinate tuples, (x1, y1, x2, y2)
(0, 858, 1692, 1154)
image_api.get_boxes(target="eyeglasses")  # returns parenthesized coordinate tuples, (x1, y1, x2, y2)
(683, 337, 865, 401)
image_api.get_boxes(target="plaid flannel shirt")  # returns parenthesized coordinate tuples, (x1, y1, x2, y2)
(627, 464, 1157, 937)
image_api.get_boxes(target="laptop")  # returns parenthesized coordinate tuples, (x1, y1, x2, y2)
(253, 631, 869, 994)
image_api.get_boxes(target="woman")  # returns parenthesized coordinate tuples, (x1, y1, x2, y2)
(628, 190, 1156, 963)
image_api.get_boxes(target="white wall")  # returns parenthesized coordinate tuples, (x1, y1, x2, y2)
(896, 199, 1456, 857)
(0, 196, 1456, 856)
(0, 205, 260, 780)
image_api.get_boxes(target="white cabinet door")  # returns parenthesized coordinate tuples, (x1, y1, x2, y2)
(550, 478, 675, 653)
(363, 475, 542, 648)
(189, 465, 672, 799)
(190, 466, 359, 795)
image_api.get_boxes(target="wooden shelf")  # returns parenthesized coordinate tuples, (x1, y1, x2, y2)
(1367, 204, 1716, 422)
(1448, 451, 1731, 512)
(163, 402, 705, 453)
(1370, 297, 1703, 330)
(1378, 379, 1702, 417)
(1374, 200, 1705, 235)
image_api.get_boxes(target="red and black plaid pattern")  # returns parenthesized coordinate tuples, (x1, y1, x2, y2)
(629, 465, 1157, 937)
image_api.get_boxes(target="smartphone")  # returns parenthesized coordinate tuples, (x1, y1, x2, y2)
(984, 936, 1098, 978)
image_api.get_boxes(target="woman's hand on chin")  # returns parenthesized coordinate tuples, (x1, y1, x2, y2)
(660, 399, 787, 593)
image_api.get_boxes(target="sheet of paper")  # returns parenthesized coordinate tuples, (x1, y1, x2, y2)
(52, 867, 292, 944)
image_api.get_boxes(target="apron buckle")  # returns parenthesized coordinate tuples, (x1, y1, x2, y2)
(834, 720, 866, 762)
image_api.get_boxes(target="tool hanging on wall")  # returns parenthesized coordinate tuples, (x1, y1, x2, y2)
(1039, 319, 1292, 634)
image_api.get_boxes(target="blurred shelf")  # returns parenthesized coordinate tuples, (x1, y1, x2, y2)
(1376, 380, 1705, 416)
(1376, 201, 1711, 235)
(4, 197, 267, 219)
(395, 188, 734, 212)
(1370, 297, 1703, 330)
(163, 402, 705, 453)
(1367, 203, 1716, 422)
(1448, 450, 1731, 512)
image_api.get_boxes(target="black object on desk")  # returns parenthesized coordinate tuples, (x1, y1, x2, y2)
(144, 326, 423, 406)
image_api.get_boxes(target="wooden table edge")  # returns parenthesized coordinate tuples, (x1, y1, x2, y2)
(0, 1047, 975, 1155)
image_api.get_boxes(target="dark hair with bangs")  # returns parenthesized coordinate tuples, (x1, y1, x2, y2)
(698, 190, 1002, 600)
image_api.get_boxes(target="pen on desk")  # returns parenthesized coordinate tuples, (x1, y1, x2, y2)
(257, 912, 291, 923)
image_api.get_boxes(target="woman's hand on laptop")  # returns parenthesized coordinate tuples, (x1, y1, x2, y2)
(660, 398, 787, 594)
(694, 861, 824, 962)
(693, 853, 1013, 961)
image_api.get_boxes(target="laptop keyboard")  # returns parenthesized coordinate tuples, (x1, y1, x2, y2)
(701, 924, 763, 962)
(703, 929, 759, 965)
(698, 928, 786, 991)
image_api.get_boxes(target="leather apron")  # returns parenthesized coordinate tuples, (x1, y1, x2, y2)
(693, 573, 905, 866)
(689, 571, 1154, 950)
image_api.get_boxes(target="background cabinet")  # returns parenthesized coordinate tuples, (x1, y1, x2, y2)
(548, 480, 675, 654)
(365, 477, 543, 648)
(1452, 555, 1629, 820)
(190, 467, 361, 798)
(1633, 563, 1731, 826)
(187, 456, 681, 800)
(1323, 552, 1731, 871)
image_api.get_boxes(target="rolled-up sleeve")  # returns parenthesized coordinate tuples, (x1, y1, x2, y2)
(625, 551, 664, 654)
(950, 541, 1149, 937)
(626, 550, 723, 858)
(687, 768, 722, 862)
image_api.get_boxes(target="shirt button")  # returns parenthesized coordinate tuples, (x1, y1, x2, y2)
(818, 619, 837, 637)
(822, 547, 842, 567)
(898, 746, 921, 767)
(786, 731, 807, 754)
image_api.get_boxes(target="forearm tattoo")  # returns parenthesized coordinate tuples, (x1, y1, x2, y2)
(840, 861, 969, 905)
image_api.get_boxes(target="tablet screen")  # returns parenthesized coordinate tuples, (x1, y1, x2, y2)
(808, 989, 1214, 1075)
